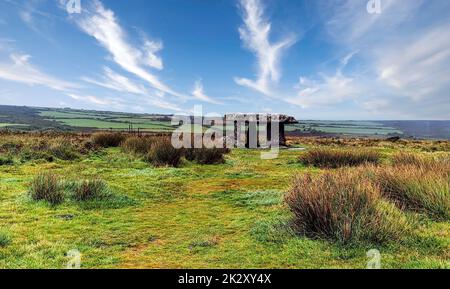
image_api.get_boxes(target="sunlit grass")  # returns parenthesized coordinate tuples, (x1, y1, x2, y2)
(0, 133, 448, 268)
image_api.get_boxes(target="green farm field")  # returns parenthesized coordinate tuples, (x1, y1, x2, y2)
(0, 133, 448, 269)
(1, 106, 449, 140)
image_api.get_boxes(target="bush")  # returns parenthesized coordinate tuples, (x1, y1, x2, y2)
(299, 148, 381, 168)
(392, 152, 450, 170)
(0, 155, 14, 166)
(374, 165, 449, 220)
(146, 138, 183, 167)
(185, 147, 229, 164)
(48, 141, 79, 161)
(392, 152, 428, 167)
(29, 173, 64, 205)
(72, 179, 109, 201)
(19, 149, 54, 163)
(92, 133, 126, 148)
(0, 141, 23, 154)
(121, 136, 158, 155)
(0, 231, 11, 247)
(285, 170, 411, 244)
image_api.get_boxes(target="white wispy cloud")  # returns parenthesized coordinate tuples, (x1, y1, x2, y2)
(19, 9, 32, 24)
(0, 53, 78, 91)
(67, 93, 117, 106)
(298, 0, 450, 119)
(74, 0, 182, 98)
(287, 72, 360, 108)
(191, 80, 222, 105)
(235, 0, 297, 95)
(376, 22, 450, 102)
(82, 67, 148, 95)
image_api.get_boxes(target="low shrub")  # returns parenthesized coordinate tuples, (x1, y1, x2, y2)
(0, 141, 23, 154)
(92, 133, 126, 148)
(29, 173, 64, 205)
(48, 141, 79, 161)
(72, 179, 109, 201)
(121, 136, 158, 155)
(19, 149, 54, 163)
(392, 152, 428, 167)
(0, 155, 14, 166)
(392, 152, 450, 171)
(185, 147, 229, 164)
(0, 231, 11, 247)
(299, 148, 381, 168)
(285, 170, 411, 244)
(146, 138, 183, 167)
(374, 165, 449, 220)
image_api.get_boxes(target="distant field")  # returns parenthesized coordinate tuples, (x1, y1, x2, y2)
(0, 105, 449, 139)
(39, 111, 109, 119)
(286, 121, 403, 136)
(37, 108, 174, 132)
(49, 118, 173, 131)
(0, 123, 28, 127)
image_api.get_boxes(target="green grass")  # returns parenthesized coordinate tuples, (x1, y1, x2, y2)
(0, 123, 28, 127)
(39, 111, 108, 119)
(0, 146, 448, 269)
(50, 118, 173, 131)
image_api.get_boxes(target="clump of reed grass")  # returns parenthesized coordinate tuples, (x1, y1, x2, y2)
(29, 173, 64, 205)
(299, 148, 381, 168)
(0, 231, 11, 248)
(71, 178, 110, 201)
(0, 155, 14, 166)
(146, 138, 184, 167)
(121, 136, 158, 155)
(374, 165, 449, 220)
(91, 132, 126, 148)
(184, 147, 230, 165)
(285, 170, 412, 244)
(391, 152, 450, 170)
(48, 141, 80, 161)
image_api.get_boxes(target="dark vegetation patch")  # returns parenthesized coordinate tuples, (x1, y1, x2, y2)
(0, 155, 14, 166)
(121, 136, 157, 155)
(0, 133, 98, 164)
(70, 179, 110, 201)
(91, 132, 126, 148)
(299, 148, 381, 168)
(0, 231, 12, 248)
(145, 138, 184, 167)
(184, 147, 230, 165)
(28, 173, 135, 209)
(189, 236, 220, 252)
(212, 189, 284, 209)
(285, 170, 413, 245)
(29, 173, 65, 205)
(373, 156, 449, 220)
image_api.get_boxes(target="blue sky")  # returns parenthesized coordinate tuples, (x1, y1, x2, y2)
(0, 0, 449, 119)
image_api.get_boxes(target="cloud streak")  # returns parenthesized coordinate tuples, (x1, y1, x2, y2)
(235, 0, 296, 95)
(0, 53, 78, 91)
(82, 67, 148, 95)
(191, 80, 222, 105)
(74, 0, 182, 98)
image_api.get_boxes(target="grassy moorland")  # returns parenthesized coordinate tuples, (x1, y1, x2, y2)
(0, 133, 449, 269)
